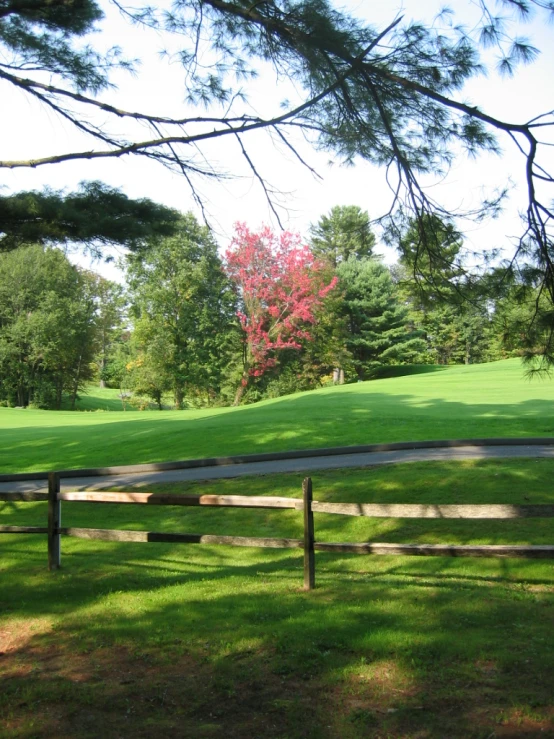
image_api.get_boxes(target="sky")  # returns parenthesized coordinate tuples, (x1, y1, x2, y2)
(1, 0, 553, 280)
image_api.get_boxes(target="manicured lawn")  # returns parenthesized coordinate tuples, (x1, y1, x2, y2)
(2, 459, 554, 737)
(1, 358, 554, 474)
(61, 386, 135, 412)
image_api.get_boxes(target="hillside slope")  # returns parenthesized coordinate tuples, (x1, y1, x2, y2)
(1, 359, 553, 473)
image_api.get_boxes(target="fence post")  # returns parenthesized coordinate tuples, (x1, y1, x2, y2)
(303, 477, 315, 590)
(48, 472, 61, 570)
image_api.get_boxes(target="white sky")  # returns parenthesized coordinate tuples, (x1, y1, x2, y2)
(1, 0, 553, 281)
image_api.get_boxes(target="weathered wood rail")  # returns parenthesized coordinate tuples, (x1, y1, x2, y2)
(1, 472, 554, 590)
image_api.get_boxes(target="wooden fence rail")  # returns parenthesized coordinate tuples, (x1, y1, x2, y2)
(57, 491, 303, 508)
(2, 473, 554, 588)
(310, 502, 554, 519)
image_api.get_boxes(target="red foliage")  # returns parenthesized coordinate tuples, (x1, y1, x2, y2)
(225, 223, 338, 381)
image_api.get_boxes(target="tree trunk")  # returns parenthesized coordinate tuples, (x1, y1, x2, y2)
(70, 353, 83, 410)
(17, 385, 27, 407)
(233, 375, 249, 406)
(174, 386, 184, 410)
(233, 360, 250, 406)
(119, 384, 127, 411)
(99, 355, 107, 387)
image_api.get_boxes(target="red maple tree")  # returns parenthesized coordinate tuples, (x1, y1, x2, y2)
(225, 223, 338, 403)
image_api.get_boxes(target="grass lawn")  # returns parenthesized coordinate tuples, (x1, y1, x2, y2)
(2, 459, 554, 737)
(1, 358, 554, 474)
(61, 386, 136, 413)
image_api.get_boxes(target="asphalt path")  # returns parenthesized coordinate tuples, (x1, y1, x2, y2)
(1, 443, 553, 492)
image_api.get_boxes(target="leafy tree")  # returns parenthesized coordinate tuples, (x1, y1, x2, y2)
(99, 331, 134, 403)
(126, 214, 238, 408)
(418, 304, 496, 366)
(0, 182, 181, 256)
(250, 281, 354, 399)
(392, 254, 500, 366)
(126, 322, 174, 410)
(309, 205, 375, 267)
(487, 273, 554, 369)
(1, 0, 553, 347)
(337, 257, 425, 379)
(225, 223, 338, 403)
(0, 245, 97, 408)
(85, 274, 127, 387)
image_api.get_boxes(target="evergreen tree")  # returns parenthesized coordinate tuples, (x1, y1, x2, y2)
(488, 275, 554, 369)
(397, 214, 465, 310)
(0, 182, 181, 256)
(419, 304, 496, 366)
(337, 257, 425, 379)
(310, 205, 375, 268)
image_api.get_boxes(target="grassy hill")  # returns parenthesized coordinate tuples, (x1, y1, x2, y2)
(1, 358, 553, 473)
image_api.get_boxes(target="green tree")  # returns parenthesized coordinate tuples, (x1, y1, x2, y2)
(487, 274, 554, 369)
(337, 258, 425, 379)
(100, 331, 134, 403)
(309, 206, 375, 268)
(126, 214, 238, 408)
(0, 245, 97, 408)
(84, 273, 127, 388)
(127, 321, 174, 409)
(0, 182, 181, 256)
(1, 0, 552, 347)
(397, 214, 466, 310)
(419, 304, 496, 366)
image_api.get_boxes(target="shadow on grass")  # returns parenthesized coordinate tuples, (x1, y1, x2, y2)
(367, 364, 448, 380)
(1, 536, 553, 738)
(2, 460, 554, 735)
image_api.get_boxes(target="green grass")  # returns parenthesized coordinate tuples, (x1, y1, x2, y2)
(1, 358, 554, 474)
(61, 386, 175, 412)
(367, 363, 447, 379)
(1, 459, 554, 737)
(61, 386, 135, 412)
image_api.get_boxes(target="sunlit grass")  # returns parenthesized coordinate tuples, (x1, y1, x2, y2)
(1, 358, 554, 474)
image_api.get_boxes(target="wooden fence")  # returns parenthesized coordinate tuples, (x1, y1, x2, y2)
(1, 472, 554, 590)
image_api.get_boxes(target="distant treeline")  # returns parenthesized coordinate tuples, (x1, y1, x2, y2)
(0, 207, 539, 410)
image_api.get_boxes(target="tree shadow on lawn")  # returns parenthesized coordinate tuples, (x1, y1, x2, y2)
(2, 393, 554, 474)
(1, 539, 554, 738)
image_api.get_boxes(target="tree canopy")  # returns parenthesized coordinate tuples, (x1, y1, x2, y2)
(0, 181, 181, 254)
(337, 257, 425, 379)
(126, 213, 238, 408)
(225, 223, 337, 403)
(1, 0, 553, 358)
(310, 205, 375, 267)
(0, 245, 98, 408)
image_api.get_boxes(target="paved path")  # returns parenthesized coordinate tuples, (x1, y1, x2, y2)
(1, 444, 553, 492)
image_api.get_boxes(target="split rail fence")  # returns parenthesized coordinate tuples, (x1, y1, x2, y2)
(1, 472, 554, 589)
